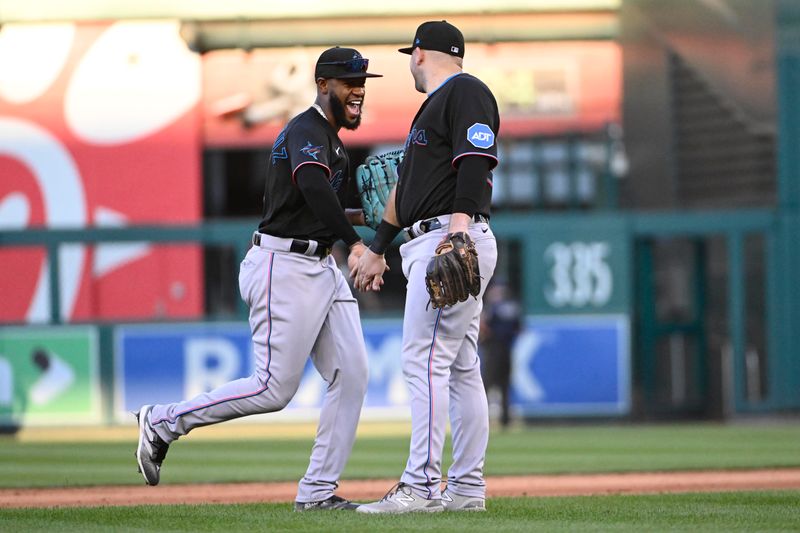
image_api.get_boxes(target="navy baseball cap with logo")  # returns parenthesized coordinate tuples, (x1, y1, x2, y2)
(398, 20, 465, 58)
(315, 47, 382, 79)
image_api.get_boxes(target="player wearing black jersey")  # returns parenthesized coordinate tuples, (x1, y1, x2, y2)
(354, 21, 499, 514)
(135, 47, 382, 512)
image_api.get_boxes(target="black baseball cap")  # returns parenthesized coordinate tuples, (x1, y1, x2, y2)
(398, 20, 465, 58)
(315, 47, 382, 79)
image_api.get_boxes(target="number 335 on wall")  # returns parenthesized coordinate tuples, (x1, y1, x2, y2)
(544, 241, 613, 308)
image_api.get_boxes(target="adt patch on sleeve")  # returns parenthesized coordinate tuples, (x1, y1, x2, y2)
(467, 123, 495, 149)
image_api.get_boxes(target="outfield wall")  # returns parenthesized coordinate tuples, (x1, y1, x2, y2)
(0, 316, 630, 428)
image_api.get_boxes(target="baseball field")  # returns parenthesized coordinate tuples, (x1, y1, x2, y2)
(1, 421, 799, 531)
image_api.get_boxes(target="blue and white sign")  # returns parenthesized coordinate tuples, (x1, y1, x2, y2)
(467, 123, 495, 149)
(510, 315, 630, 416)
(283, 319, 407, 417)
(114, 320, 408, 420)
(115, 323, 254, 419)
(115, 315, 629, 421)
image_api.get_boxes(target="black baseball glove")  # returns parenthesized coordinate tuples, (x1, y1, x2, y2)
(425, 232, 481, 309)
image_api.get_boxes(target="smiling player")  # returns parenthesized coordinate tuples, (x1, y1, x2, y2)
(135, 47, 382, 512)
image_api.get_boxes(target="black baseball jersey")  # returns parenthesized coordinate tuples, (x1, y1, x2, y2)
(258, 107, 357, 246)
(394, 73, 499, 228)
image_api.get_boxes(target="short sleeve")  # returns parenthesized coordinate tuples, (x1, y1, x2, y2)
(449, 78, 500, 169)
(287, 121, 331, 182)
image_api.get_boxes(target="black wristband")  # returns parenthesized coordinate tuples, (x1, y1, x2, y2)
(369, 220, 402, 255)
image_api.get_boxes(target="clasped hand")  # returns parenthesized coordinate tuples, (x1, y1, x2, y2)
(348, 243, 389, 292)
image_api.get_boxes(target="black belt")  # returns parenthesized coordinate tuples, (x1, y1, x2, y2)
(405, 213, 489, 241)
(252, 233, 332, 258)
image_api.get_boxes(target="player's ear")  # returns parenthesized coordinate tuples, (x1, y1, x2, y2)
(316, 77, 329, 94)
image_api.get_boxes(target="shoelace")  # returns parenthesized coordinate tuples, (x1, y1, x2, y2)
(380, 482, 407, 502)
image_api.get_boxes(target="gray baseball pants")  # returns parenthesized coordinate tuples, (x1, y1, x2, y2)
(148, 235, 369, 502)
(398, 217, 497, 500)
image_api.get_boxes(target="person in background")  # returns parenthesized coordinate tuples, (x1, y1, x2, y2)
(480, 280, 522, 428)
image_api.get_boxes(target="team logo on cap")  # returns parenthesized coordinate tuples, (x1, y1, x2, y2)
(467, 123, 495, 149)
(451, 46, 459, 54)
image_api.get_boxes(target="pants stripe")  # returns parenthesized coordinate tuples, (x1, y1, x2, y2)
(152, 252, 275, 425)
(263, 252, 275, 386)
(422, 307, 443, 499)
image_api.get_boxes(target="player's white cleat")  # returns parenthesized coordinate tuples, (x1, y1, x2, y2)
(356, 482, 444, 514)
(441, 488, 486, 512)
(134, 405, 170, 486)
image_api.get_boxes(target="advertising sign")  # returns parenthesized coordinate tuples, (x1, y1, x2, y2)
(511, 315, 630, 415)
(0, 326, 100, 425)
(115, 315, 629, 421)
(115, 323, 254, 417)
(0, 21, 203, 324)
(115, 321, 411, 421)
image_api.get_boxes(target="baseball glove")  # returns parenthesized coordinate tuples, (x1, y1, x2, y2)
(425, 232, 481, 309)
(356, 150, 403, 230)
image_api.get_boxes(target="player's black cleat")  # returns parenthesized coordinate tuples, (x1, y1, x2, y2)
(294, 494, 359, 512)
(134, 404, 170, 486)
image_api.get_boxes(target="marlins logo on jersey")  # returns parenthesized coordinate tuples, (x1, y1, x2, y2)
(300, 141, 324, 160)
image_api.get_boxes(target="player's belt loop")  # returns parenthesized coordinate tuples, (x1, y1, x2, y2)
(291, 239, 332, 258)
(252, 232, 331, 258)
(403, 213, 489, 241)
(289, 239, 323, 257)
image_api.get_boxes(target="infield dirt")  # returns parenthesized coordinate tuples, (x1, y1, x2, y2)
(3, 469, 800, 508)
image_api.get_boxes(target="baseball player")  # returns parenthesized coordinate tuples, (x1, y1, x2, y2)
(353, 21, 499, 513)
(135, 46, 382, 512)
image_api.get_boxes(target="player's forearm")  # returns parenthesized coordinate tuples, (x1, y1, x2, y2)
(448, 213, 472, 234)
(381, 186, 400, 227)
(367, 187, 402, 255)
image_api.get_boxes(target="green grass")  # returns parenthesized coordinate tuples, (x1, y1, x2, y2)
(2, 492, 799, 532)
(1, 423, 799, 488)
(2, 423, 799, 531)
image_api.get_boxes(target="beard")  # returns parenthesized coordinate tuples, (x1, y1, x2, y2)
(329, 92, 361, 130)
